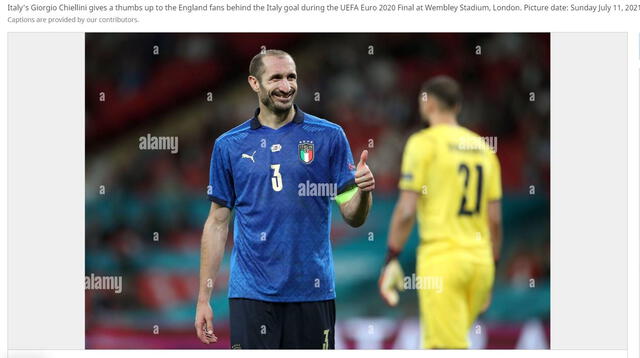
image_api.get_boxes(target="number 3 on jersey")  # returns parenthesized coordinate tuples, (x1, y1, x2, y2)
(271, 164, 283, 192)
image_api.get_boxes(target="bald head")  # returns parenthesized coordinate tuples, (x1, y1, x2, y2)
(249, 49, 293, 81)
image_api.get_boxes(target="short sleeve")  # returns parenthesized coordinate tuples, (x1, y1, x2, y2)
(398, 134, 432, 193)
(487, 152, 502, 201)
(208, 139, 235, 208)
(331, 128, 357, 194)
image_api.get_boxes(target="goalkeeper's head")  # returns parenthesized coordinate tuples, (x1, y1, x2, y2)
(418, 75, 463, 126)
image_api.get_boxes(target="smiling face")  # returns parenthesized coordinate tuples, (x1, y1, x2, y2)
(248, 54, 298, 115)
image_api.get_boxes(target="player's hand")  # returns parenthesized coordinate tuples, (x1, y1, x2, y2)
(378, 259, 405, 306)
(195, 301, 218, 344)
(355, 150, 375, 192)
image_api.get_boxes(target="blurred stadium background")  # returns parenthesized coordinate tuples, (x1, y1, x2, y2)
(85, 33, 550, 349)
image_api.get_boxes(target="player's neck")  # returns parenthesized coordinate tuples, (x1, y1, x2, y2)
(257, 104, 296, 129)
(429, 113, 458, 127)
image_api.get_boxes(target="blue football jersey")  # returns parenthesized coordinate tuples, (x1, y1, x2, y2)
(208, 105, 356, 302)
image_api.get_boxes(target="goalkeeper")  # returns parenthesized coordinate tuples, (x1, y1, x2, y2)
(378, 76, 502, 349)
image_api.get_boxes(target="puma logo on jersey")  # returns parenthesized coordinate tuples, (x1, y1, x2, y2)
(241, 151, 256, 163)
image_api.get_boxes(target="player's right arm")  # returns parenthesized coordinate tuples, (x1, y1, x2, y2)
(386, 190, 419, 254)
(378, 190, 418, 306)
(379, 133, 431, 306)
(196, 138, 236, 343)
(195, 202, 230, 344)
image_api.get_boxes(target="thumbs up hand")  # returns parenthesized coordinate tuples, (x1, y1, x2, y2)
(355, 150, 375, 192)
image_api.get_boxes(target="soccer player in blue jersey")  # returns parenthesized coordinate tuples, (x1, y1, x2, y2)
(194, 49, 375, 349)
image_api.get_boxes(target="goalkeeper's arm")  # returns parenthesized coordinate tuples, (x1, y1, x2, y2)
(379, 190, 419, 306)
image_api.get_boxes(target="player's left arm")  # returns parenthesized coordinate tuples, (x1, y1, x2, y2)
(488, 200, 502, 262)
(338, 150, 374, 227)
(487, 152, 503, 262)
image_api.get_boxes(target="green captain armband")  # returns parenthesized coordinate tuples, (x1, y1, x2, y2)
(335, 186, 358, 205)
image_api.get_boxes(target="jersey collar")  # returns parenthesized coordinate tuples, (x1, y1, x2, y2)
(250, 104, 305, 129)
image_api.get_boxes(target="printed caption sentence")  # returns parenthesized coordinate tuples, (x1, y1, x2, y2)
(7, 3, 639, 24)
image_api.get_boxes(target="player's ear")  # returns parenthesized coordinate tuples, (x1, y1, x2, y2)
(247, 76, 260, 93)
(419, 94, 428, 115)
(428, 96, 442, 113)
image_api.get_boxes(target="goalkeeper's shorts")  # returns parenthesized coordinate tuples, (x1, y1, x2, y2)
(416, 242, 494, 349)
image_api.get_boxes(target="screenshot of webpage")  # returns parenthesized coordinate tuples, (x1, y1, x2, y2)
(2, 1, 638, 357)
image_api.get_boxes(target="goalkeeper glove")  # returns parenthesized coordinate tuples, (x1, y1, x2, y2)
(378, 248, 405, 306)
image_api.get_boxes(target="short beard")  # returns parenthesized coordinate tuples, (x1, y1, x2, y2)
(258, 83, 294, 115)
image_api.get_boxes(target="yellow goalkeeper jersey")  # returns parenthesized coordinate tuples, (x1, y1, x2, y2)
(399, 124, 502, 253)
